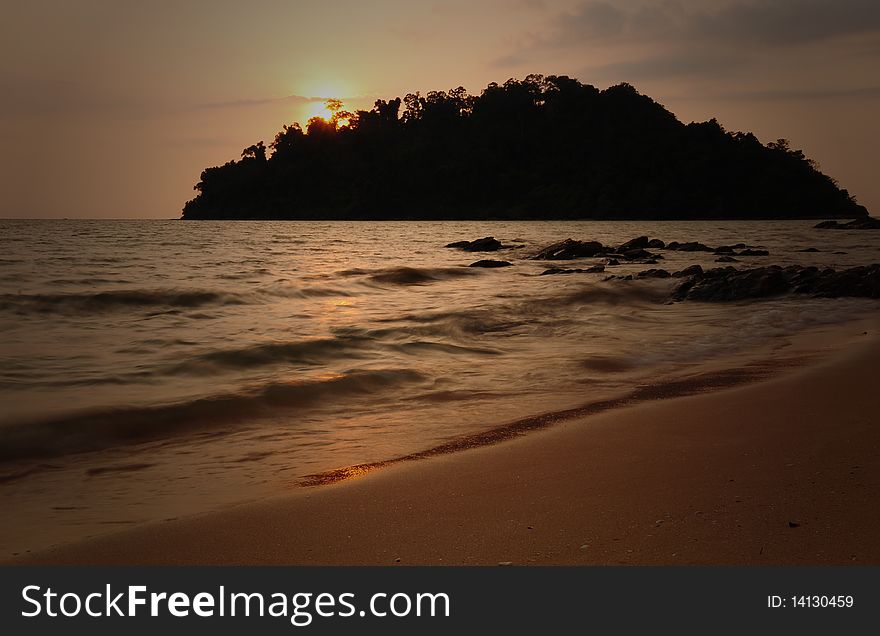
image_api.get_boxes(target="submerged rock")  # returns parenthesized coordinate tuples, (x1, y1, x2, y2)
(540, 265, 605, 276)
(715, 256, 740, 263)
(532, 238, 606, 260)
(621, 248, 662, 261)
(637, 268, 671, 278)
(469, 259, 512, 268)
(737, 249, 770, 256)
(445, 236, 503, 251)
(815, 217, 880, 229)
(666, 241, 715, 252)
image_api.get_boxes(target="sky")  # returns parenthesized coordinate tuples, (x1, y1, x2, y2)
(2, 0, 879, 218)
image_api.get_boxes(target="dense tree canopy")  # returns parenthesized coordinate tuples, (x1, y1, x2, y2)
(182, 75, 867, 220)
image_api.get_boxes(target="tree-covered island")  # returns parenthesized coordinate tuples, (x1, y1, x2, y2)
(182, 75, 868, 220)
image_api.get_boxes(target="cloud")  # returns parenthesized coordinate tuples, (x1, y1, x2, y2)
(542, 0, 880, 47)
(558, 2, 628, 42)
(691, 0, 880, 46)
(0, 75, 162, 120)
(674, 84, 880, 102)
(494, 0, 880, 84)
(493, 52, 532, 68)
(198, 94, 326, 110)
(583, 48, 745, 82)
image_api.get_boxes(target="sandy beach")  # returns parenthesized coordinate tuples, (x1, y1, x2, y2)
(10, 314, 879, 566)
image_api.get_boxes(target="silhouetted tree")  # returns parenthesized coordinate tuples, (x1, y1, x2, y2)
(240, 141, 266, 162)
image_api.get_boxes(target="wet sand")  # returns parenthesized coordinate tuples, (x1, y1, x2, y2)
(11, 318, 880, 565)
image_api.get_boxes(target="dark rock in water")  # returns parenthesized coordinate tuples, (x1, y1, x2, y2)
(532, 238, 606, 260)
(715, 256, 740, 263)
(618, 236, 649, 251)
(605, 258, 620, 266)
(673, 265, 704, 278)
(834, 251, 848, 255)
(445, 236, 503, 252)
(637, 268, 671, 279)
(674, 266, 789, 301)
(714, 245, 736, 254)
(737, 249, 770, 256)
(810, 264, 880, 298)
(540, 265, 605, 276)
(647, 239, 666, 249)
(796, 247, 821, 252)
(815, 217, 880, 229)
(469, 259, 512, 268)
(673, 264, 880, 302)
(666, 241, 715, 252)
(620, 247, 657, 261)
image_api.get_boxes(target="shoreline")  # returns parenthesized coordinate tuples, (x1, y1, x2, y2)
(10, 313, 880, 565)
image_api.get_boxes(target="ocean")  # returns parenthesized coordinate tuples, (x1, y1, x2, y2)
(1, 218, 878, 556)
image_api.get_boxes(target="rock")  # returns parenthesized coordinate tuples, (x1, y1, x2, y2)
(647, 239, 666, 249)
(815, 217, 880, 229)
(796, 248, 820, 252)
(469, 259, 511, 268)
(673, 265, 704, 278)
(715, 256, 740, 263)
(666, 241, 715, 252)
(621, 248, 661, 261)
(540, 265, 605, 276)
(788, 521, 800, 528)
(672, 264, 880, 302)
(843, 217, 880, 229)
(532, 238, 606, 260)
(605, 258, 620, 266)
(445, 236, 503, 252)
(737, 249, 770, 256)
(714, 245, 736, 254)
(673, 266, 788, 301)
(618, 236, 649, 251)
(637, 268, 671, 278)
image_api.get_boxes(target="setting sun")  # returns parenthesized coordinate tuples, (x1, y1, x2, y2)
(304, 98, 351, 127)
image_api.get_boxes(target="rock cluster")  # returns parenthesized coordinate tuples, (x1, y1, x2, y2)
(530, 235, 769, 261)
(672, 264, 880, 301)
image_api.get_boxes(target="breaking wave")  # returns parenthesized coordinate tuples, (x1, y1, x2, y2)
(366, 266, 479, 286)
(0, 289, 246, 315)
(0, 368, 426, 462)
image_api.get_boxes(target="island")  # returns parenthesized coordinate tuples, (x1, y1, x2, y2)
(182, 75, 868, 220)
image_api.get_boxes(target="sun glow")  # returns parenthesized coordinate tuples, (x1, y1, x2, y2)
(303, 98, 351, 128)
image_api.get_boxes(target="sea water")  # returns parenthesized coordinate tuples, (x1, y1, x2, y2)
(1, 219, 878, 555)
